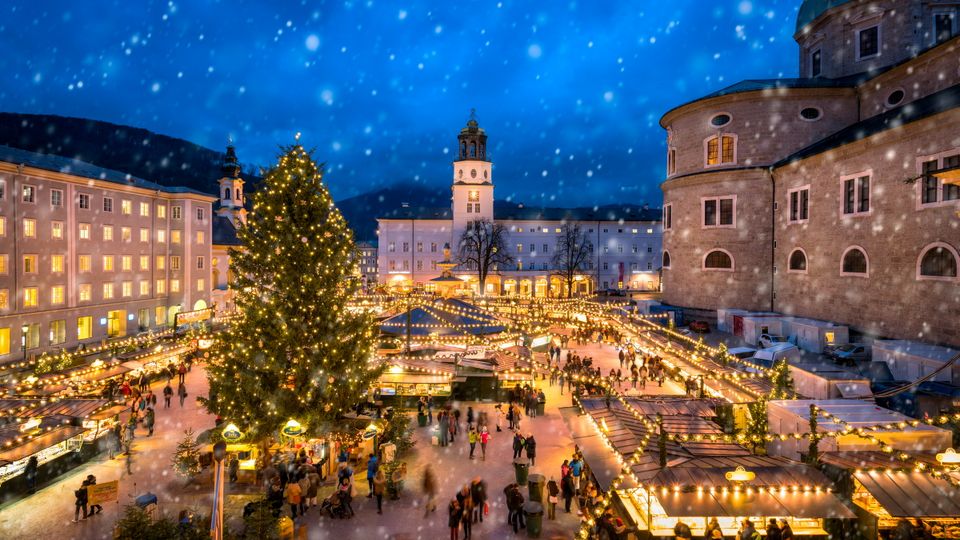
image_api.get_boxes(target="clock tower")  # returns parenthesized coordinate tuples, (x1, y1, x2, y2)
(452, 110, 494, 232)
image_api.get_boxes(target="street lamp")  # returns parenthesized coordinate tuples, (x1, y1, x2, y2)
(210, 441, 227, 540)
(21, 324, 28, 361)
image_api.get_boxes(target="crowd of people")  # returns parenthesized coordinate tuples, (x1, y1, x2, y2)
(673, 517, 795, 540)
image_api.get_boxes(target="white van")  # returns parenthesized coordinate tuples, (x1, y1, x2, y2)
(752, 343, 800, 365)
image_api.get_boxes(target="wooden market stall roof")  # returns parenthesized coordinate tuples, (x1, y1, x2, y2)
(820, 450, 941, 470)
(853, 470, 960, 518)
(655, 490, 855, 519)
(0, 419, 87, 464)
(17, 399, 110, 419)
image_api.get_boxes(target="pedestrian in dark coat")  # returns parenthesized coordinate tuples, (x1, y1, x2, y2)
(512, 432, 525, 459)
(177, 382, 188, 407)
(525, 434, 537, 466)
(72, 480, 89, 522)
(561, 474, 575, 513)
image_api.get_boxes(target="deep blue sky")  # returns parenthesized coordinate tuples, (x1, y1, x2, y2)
(0, 0, 801, 205)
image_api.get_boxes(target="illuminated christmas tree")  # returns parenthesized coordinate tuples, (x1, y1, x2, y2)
(202, 142, 380, 437)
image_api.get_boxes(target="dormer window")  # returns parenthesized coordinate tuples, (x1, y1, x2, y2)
(811, 49, 822, 77)
(856, 25, 880, 60)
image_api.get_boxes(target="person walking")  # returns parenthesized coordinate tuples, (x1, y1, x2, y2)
(177, 381, 188, 407)
(504, 483, 525, 533)
(470, 477, 487, 524)
(86, 475, 103, 515)
(570, 455, 583, 494)
(512, 432, 525, 460)
(468, 426, 478, 459)
(561, 473, 575, 513)
(284, 477, 302, 519)
(466, 406, 474, 427)
(479, 426, 490, 460)
(422, 465, 438, 517)
(72, 479, 90, 522)
(778, 519, 794, 540)
(525, 434, 537, 466)
(366, 453, 379, 497)
(448, 499, 462, 540)
(546, 477, 559, 520)
(460, 485, 474, 540)
(144, 407, 155, 436)
(373, 469, 386, 514)
(494, 404, 503, 432)
(338, 476, 355, 518)
(24, 456, 38, 494)
(453, 408, 462, 435)
(767, 519, 782, 540)
(177, 362, 187, 384)
(427, 395, 434, 424)
(163, 382, 173, 408)
(439, 411, 450, 447)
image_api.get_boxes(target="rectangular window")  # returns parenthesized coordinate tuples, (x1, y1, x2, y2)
(121, 255, 132, 272)
(49, 320, 66, 345)
(79, 223, 91, 240)
(401, 260, 409, 271)
(51, 221, 63, 239)
(788, 186, 810, 223)
(0, 180, 4, 200)
(945, 155, 960, 201)
(603, 262, 609, 270)
(79, 284, 92, 302)
(388, 242, 395, 253)
(196, 256, 204, 269)
(172, 206, 182, 219)
(121, 227, 131, 242)
(0, 290, 7, 310)
(103, 225, 114, 241)
(542, 244, 549, 253)
(667, 148, 677, 175)
(23, 218, 36, 238)
(51, 285, 64, 305)
(140, 281, 150, 296)
(171, 256, 181, 270)
(0, 255, 7, 275)
(156, 307, 166, 325)
(140, 228, 150, 243)
(157, 230, 166, 243)
(0, 328, 10, 355)
(857, 25, 880, 60)
(24, 323, 39, 349)
(416, 260, 423, 271)
(529, 244, 535, 254)
(157, 204, 166, 219)
(138, 308, 149, 328)
(171, 230, 181, 244)
(51, 189, 63, 207)
(402, 242, 409, 253)
(196, 208, 205, 221)
(102, 282, 114, 299)
(842, 174, 871, 216)
(156, 279, 166, 295)
(23, 287, 39, 308)
(22, 185, 36, 203)
(51, 254, 64, 273)
(517, 244, 523, 253)
(77, 316, 93, 340)
(663, 204, 672, 230)
(171, 279, 181, 293)
(197, 278, 206, 291)
(121, 200, 132, 215)
(23, 255, 37, 274)
(78, 255, 91, 273)
(156, 256, 165, 270)
(78, 193, 91, 209)
(103, 197, 113, 212)
(721, 135, 735, 163)
(935, 12, 957, 43)
(140, 202, 150, 217)
(122, 281, 133, 297)
(431, 242, 437, 253)
(811, 49, 822, 77)
(702, 196, 736, 227)
(416, 242, 423, 253)
(103, 255, 114, 272)
(140, 255, 149, 271)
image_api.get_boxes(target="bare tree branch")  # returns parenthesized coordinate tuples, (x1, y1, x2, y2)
(551, 223, 592, 297)
(456, 219, 515, 294)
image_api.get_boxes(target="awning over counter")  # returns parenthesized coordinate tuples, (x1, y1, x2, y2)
(559, 406, 637, 492)
(653, 490, 854, 519)
(854, 470, 960, 517)
(0, 425, 87, 464)
(379, 373, 452, 385)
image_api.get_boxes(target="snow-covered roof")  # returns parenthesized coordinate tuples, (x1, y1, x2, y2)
(873, 340, 959, 363)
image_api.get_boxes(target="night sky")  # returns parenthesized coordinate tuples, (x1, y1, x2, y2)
(1, 1, 800, 205)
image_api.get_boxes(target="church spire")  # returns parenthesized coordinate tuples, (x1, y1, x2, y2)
(221, 143, 241, 179)
(456, 109, 488, 162)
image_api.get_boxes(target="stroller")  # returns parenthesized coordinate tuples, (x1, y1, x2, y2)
(319, 491, 348, 519)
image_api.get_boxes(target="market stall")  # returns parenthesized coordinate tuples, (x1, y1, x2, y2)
(0, 417, 88, 501)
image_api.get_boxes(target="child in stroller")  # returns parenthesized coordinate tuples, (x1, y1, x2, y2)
(319, 491, 348, 519)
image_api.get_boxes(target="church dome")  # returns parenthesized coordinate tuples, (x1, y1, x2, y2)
(796, 0, 855, 32)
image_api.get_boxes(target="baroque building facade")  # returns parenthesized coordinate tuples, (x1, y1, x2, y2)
(660, 0, 960, 345)
(377, 117, 663, 296)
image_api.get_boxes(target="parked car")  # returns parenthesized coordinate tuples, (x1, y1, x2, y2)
(689, 321, 710, 333)
(758, 334, 790, 349)
(600, 288, 626, 297)
(753, 343, 801, 364)
(828, 343, 871, 365)
(677, 328, 694, 337)
(727, 347, 758, 360)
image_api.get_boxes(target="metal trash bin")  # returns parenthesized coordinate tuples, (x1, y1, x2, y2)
(536, 400, 545, 416)
(417, 413, 427, 427)
(513, 458, 530, 485)
(527, 473, 545, 503)
(523, 501, 544, 538)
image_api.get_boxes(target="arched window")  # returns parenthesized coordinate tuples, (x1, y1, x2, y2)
(235, 188, 241, 200)
(461, 142, 467, 157)
(705, 134, 737, 166)
(841, 246, 868, 276)
(469, 143, 476, 157)
(917, 242, 959, 280)
(788, 249, 807, 273)
(703, 249, 734, 271)
(223, 188, 229, 200)
(662, 251, 671, 269)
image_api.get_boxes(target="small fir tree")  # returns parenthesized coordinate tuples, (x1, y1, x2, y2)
(714, 342, 729, 367)
(172, 428, 202, 478)
(807, 403, 821, 464)
(745, 398, 769, 454)
(202, 143, 380, 437)
(769, 358, 795, 399)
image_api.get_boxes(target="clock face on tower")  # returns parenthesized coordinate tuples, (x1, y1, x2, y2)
(471, 169, 477, 178)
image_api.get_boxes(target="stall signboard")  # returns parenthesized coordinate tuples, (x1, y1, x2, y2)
(88, 480, 119, 505)
(378, 385, 397, 396)
(176, 308, 213, 326)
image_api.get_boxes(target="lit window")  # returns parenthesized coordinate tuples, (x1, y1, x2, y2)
(79, 223, 91, 240)
(49, 320, 66, 345)
(122, 281, 133, 297)
(140, 202, 150, 216)
(22, 185, 36, 203)
(157, 204, 166, 219)
(103, 255, 114, 272)
(140, 228, 149, 243)
(103, 225, 114, 241)
(705, 134, 736, 166)
(23, 219, 36, 238)
(841, 174, 871, 216)
(920, 155, 960, 205)
(156, 280, 166, 295)
(0, 289, 8, 309)
(170, 279, 180, 293)
(155, 307, 166, 324)
(140, 281, 150, 296)
(77, 316, 93, 340)
(121, 256, 132, 272)
(51, 255, 64, 273)
(197, 279, 206, 291)
(0, 328, 8, 355)
(78, 255, 91, 273)
(468, 190, 479, 202)
(78, 284, 92, 302)
(51, 221, 63, 239)
(121, 200, 132, 215)
(157, 230, 166, 243)
(171, 230, 182, 244)
(0, 255, 6, 275)
(156, 256, 166, 270)
(23, 287, 39, 307)
(140, 256, 149, 271)
(103, 282, 114, 299)
(196, 231, 205, 244)
(121, 227, 131, 242)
